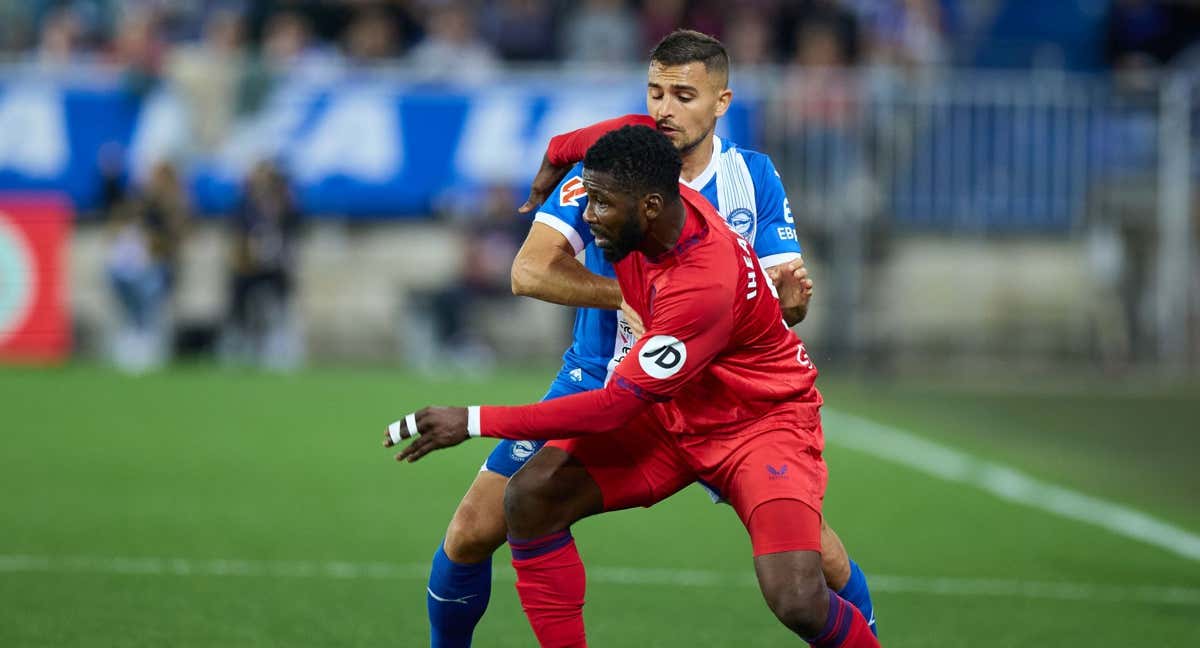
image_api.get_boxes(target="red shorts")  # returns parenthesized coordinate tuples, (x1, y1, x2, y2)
(547, 406, 828, 555)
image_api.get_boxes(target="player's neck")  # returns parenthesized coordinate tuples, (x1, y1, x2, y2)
(642, 198, 687, 259)
(678, 134, 715, 184)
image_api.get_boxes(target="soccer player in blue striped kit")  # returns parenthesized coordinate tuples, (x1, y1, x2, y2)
(424, 30, 876, 646)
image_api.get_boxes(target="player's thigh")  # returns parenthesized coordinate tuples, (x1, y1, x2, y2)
(702, 424, 828, 550)
(444, 470, 510, 563)
(548, 411, 694, 513)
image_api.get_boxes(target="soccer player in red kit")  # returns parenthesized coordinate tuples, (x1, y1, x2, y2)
(385, 125, 879, 648)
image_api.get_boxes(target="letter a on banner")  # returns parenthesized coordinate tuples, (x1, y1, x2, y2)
(0, 194, 71, 363)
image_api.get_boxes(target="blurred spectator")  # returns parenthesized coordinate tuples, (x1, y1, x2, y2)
(481, 0, 556, 62)
(167, 8, 246, 153)
(0, 2, 36, 53)
(221, 160, 304, 370)
(108, 4, 166, 92)
(262, 10, 313, 66)
(36, 6, 85, 66)
(778, 0, 861, 66)
(405, 184, 526, 373)
(682, 0, 726, 44)
(641, 0, 687, 53)
(1104, 0, 1200, 68)
(240, 10, 341, 110)
(104, 160, 189, 372)
(725, 8, 772, 67)
(851, 0, 949, 68)
(560, 0, 639, 65)
(407, 2, 499, 83)
(778, 18, 864, 217)
(343, 5, 399, 63)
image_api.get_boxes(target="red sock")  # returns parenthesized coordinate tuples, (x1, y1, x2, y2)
(509, 531, 587, 648)
(809, 589, 881, 648)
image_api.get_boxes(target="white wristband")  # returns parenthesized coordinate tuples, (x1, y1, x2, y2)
(388, 412, 419, 444)
(467, 406, 481, 438)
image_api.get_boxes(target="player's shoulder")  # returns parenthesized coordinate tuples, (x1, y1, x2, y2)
(719, 139, 779, 175)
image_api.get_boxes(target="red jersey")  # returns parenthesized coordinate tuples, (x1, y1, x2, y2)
(476, 187, 820, 442)
(609, 186, 821, 436)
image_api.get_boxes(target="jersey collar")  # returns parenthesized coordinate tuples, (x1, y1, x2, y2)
(679, 134, 721, 192)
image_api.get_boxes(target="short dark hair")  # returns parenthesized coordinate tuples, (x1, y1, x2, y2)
(650, 29, 729, 84)
(584, 125, 681, 200)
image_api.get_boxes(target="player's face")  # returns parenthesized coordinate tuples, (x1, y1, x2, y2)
(581, 169, 646, 263)
(647, 61, 732, 156)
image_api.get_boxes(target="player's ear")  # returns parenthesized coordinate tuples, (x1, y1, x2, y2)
(714, 87, 733, 118)
(642, 192, 663, 223)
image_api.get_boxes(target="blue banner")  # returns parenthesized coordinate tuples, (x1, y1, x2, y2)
(0, 73, 761, 219)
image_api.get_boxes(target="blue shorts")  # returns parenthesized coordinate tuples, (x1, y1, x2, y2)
(482, 364, 603, 477)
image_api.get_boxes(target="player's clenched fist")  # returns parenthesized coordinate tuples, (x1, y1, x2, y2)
(383, 406, 471, 463)
(766, 257, 814, 322)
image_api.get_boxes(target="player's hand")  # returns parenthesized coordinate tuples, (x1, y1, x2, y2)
(382, 407, 470, 463)
(766, 257, 814, 314)
(620, 299, 644, 338)
(519, 154, 571, 214)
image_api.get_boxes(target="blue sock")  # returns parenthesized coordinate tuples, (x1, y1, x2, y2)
(837, 559, 877, 636)
(427, 541, 492, 648)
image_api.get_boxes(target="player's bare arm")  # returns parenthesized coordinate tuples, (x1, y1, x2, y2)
(510, 222, 623, 309)
(767, 257, 815, 326)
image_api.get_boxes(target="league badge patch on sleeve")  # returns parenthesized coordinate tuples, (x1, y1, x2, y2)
(559, 176, 587, 207)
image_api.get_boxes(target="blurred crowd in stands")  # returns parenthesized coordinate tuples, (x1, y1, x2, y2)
(2, 0, 1197, 372)
(4, 1, 1199, 80)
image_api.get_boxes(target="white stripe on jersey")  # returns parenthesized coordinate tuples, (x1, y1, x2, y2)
(714, 140, 759, 245)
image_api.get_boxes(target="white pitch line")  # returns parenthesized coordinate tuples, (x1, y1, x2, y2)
(1, 554, 1198, 607)
(821, 408, 1200, 562)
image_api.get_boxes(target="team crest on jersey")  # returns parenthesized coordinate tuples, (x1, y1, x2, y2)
(510, 440, 537, 461)
(559, 177, 587, 207)
(728, 208, 755, 240)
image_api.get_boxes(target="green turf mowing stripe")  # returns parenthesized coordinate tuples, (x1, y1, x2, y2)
(823, 408, 1200, 562)
(3, 554, 1198, 607)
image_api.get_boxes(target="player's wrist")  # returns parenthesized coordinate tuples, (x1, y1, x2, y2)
(467, 406, 481, 438)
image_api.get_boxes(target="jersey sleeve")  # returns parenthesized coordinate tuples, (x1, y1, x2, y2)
(749, 154, 803, 269)
(531, 162, 593, 254)
(546, 114, 658, 166)
(610, 276, 733, 401)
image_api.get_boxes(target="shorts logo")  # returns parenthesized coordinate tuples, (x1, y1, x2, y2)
(767, 464, 789, 480)
(638, 335, 686, 379)
(559, 176, 587, 207)
(728, 208, 755, 240)
(511, 441, 537, 461)
(568, 367, 583, 383)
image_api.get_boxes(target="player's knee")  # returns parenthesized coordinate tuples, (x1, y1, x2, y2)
(444, 500, 507, 563)
(504, 462, 562, 538)
(504, 455, 591, 538)
(763, 574, 829, 637)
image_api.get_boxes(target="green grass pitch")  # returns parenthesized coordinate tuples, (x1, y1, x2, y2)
(1, 364, 1197, 647)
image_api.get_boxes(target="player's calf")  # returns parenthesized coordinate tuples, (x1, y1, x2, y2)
(755, 550, 880, 648)
(755, 549, 831, 637)
(443, 471, 510, 563)
(427, 471, 511, 648)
